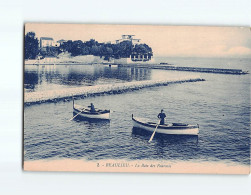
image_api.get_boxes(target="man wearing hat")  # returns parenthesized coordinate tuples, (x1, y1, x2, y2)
(157, 109, 166, 125)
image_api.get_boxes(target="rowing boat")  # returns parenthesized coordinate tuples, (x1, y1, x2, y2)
(73, 101, 110, 120)
(132, 115, 199, 135)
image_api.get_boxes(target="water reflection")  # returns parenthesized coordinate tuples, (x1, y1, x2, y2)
(24, 72, 38, 90)
(73, 116, 110, 132)
(24, 65, 152, 92)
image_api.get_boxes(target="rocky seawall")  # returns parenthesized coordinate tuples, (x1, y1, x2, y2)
(24, 76, 205, 105)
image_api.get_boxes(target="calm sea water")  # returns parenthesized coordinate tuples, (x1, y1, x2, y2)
(24, 57, 250, 166)
(24, 63, 194, 92)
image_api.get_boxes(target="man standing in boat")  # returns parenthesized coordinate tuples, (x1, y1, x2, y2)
(90, 103, 96, 113)
(158, 109, 166, 125)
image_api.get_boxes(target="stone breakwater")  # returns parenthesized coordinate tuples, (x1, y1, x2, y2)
(24, 76, 205, 105)
(119, 64, 249, 75)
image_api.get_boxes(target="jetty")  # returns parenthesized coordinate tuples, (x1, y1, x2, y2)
(119, 64, 249, 75)
(24, 76, 204, 105)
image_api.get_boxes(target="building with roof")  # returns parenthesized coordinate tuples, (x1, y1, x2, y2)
(40, 37, 54, 48)
(115, 35, 141, 45)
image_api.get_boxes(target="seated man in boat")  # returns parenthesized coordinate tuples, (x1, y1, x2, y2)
(157, 109, 166, 125)
(90, 103, 96, 113)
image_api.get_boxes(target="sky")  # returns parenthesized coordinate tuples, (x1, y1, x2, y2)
(25, 23, 251, 58)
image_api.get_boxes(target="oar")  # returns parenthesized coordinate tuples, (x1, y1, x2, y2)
(148, 120, 161, 143)
(69, 108, 86, 121)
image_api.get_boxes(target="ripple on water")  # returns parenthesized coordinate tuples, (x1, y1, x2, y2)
(24, 61, 250, 166)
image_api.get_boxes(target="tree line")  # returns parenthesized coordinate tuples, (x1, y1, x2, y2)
(24, 32, 39, 59)
(25, 32, 153, 60)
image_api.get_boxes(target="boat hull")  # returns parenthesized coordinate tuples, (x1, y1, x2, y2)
(132, 117, 199, 135)
(73, 104, 110, 120)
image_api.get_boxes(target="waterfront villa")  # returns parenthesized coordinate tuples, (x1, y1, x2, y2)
(114, 35, 154, 64)
(115, 35, 141, 45)
(40, 37, 54, 48)
(40, 37, 60, 48)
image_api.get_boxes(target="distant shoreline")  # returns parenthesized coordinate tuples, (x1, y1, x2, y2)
(24, 62, 248, 75)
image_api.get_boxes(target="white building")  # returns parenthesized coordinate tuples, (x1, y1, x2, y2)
(40, 37, 61, 47)
(115, 35, 141, 45)
(114, 56, 154, 64)
(40, 37, 54, 48)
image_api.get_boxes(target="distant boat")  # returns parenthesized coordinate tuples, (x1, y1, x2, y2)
(132, 115, 199, 135)
(73, 101, 110, 120)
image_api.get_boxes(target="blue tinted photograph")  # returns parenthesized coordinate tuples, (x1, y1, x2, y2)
(23, 24, 250, 174)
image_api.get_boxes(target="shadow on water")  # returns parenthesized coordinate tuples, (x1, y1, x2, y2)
(73, 115, 110, 138)
(131, 127, 199, 145)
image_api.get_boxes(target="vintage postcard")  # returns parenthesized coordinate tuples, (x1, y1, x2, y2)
(23, 23, 250, 174)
